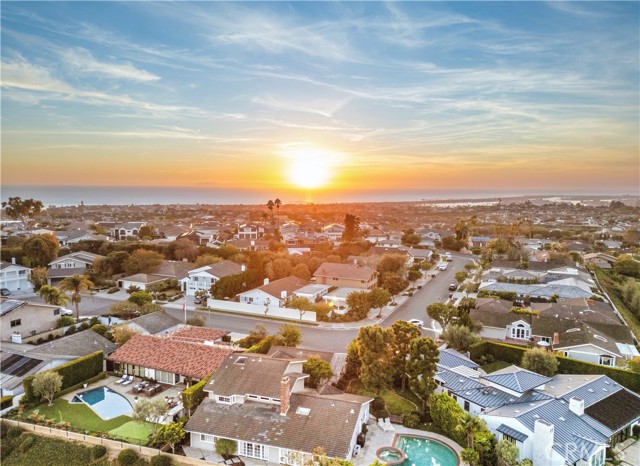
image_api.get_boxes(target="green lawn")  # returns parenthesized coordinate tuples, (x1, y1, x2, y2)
(109, 420, 155, 443)
(352, 381, 417, 415)
(30, 398, 130, 433)
(481, 360, 512, 374)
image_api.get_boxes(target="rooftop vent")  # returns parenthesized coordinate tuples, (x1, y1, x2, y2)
(296, 407, 310, 416)
(559, 417, 565, 421)
(235, 356, 247, 365)
(594, 335, 607, 342)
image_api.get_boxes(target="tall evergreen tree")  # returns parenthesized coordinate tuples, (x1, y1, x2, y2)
(406, 337, 439, 414)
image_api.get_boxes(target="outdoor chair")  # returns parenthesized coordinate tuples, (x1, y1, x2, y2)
(114, 374, 127, 384)
(121, 375, 134, 386)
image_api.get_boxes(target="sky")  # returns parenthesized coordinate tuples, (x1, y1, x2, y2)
(1, 1, 639, 203)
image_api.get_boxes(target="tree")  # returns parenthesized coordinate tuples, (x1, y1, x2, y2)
(426, 303, 458, 331)
(355, 325, 393, 395)
(455, 219, 470, 241)
(128, 290, 154, 306)
(216, 438, 238, 458)
(461, 448, 480, 466)
(112, 325, 140, 345)
(110, 301, 141, 319)
(442, 236, 464, 251)
(154, 420, 186, 454)
(291, 263, 311, 281)
(376, 254, 407, 276)
(186, 315, 205, 326)
(173, 238, 197, 262)
(270, 258, 292, 280)
(1, 197, 43, 230)
(32, 371, 63, 406)
(407, 269, 422, 284)
(389, 321, 420, 390)
(368, 288, 391, 318)
(496, 439, 520, 466)
(346, 290, 372, 320)
(123, 249, 164, 275)
(521, 347, 558, 376)
(140, 302, 163, 315)
(28, 266, 48, 292)
(60, 274, 94, 321)
(441, 324, 480, 352)
(342, 214, 360, 242)
(194, 254, 223, 268)
(39, 285, 68, 307)
(279, 323, 302, 347)
(455, 271, 469, 284)
(138, 225, 155, 239)
(406, 337, 439, 414)
(456, 413, 487, 449)
(381, 272, 408, 300)
(303, 356, 333, 388)
(614, 254, 640, 278)
(401, 229, 421, 246)
(267, 200, 275, 225)
(23, 234, 59, 267)
(274, 198, 282, 230)
(286, 296, 315, 320)
(132, 398, 168, 431)
(627, 356, 640, 373)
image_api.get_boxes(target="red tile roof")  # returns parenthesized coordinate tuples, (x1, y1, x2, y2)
(167, 325, 229, 343)
(107, 334, 234, 379)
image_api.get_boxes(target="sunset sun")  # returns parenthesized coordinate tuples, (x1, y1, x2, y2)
(285, 146, 338, 189)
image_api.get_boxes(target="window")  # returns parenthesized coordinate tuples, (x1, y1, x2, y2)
(18, 270, 26, 275)
(511, 323, 530, 340)
(241, 442, 268, 460)
(599, 355, 614, 367)
(10, 319, 21, 328)
(218, 396, 232, 404)
(503, 434, 517, 445)
(590, 449, 605, 466)
(540, 336, 551, 343)
(54, 309, 60, 316)
(200, 434, 215, 443)
(464, 401, 470, 412)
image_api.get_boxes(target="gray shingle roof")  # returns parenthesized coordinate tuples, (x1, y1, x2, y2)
(47, 267, 88, 279)
(438, 348, 479, 370)
(584, 389, 640, 432)
(28, 330, 116, 358)
(127, 311, 182, 335)
(484, 366, 552, 393)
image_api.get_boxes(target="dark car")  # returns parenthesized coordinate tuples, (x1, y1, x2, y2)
(448, 284, 457, 291)
(194, 296, 205, 305)
(0, 288, 10, 296)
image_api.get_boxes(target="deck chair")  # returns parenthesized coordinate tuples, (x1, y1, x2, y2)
(121, 375, 134, 386)
(114, 374, 127, 384)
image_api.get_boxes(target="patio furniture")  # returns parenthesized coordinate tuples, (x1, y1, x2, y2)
(114, 374, 128, 384)
(144, 386, 155, 396)
(121, 375, 134, 386)
(222, 456, 245, 466)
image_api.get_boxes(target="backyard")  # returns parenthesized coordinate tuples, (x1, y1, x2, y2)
(480, 360, 511, 374)
(29, 399, 155, 445)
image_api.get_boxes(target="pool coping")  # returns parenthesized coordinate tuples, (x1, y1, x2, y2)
(69, 385, 134, 421)
(392, 432, 461, 466)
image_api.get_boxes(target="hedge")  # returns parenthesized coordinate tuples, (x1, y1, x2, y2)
(469, 340, 640, 393)
(23, 351, 104, 403)
(182, 374, 212, 415)
(0, 395, 14, 410)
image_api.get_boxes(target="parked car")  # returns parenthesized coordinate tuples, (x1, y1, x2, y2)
(445, 253, 453, 261)
(194, 296, 205, 305)
(60, 308, 74, 316)
(0, 288, 11, 296)
(449, 283, 457, 291)
(438, 264, 447, 271)
(408, 319, 424, 328)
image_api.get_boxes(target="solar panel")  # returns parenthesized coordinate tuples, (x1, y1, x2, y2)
(0, 354, 22, 371)
(1, 354, 43, 377)
(12, 358, 43, 377)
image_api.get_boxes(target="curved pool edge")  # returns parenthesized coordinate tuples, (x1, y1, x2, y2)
(71, 385, 134, 421)
(392, 432, 461, 466)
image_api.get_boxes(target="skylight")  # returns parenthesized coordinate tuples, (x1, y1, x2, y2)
(235, 356, 247, 365)
(296, 407, 310, 416)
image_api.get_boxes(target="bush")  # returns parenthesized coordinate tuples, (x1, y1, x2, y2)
(150, 455, 173, 466)
(78, 321, 90, 331)
(182, 375, 212, 415)
(19, 435, 35, 453)
(64, 326, 77, 336)
(55, 316, 75, 328)
(7, 426, 23, 439)
(403, 412, 420, 428)
(90, 324, 109, 336)
(23, 350, 103, 402)
(370, 397, 388, 419)
(107, 287, 119, 294)
(118, 448, 139, 466)
(91, 444, 107, 459)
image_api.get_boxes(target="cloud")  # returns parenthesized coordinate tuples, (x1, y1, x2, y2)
(61, 47, 160, 82)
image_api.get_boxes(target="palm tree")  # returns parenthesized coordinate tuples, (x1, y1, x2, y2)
(59, 274, 94, 321)
(274, 198, 282, 229)
(261, 212, 269, 229)
(266, 200, 275, 226)
(39, 285, 69, 307)
(455, 413, 485, 449)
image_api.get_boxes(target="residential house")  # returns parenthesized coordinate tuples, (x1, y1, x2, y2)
(435, 349, 640, 466)
(1, 299, 64, 343)
(118, 260, 193, 291)
(226, 238, 270, 252)
(181, 260, 244, 296)
(176, 230, 211, 246)
(238, 276, 309, 307)
(159, 225, 190, 241)
(54, 230, 109, 247)
(107, 326, 233, 385)
(292, 284, 331, 302)
(47, 251, 104, 285)
(0, 260, 31, 292)
(313, 262, 377, 290)
(0, 330, 116, 398)
(112, 222, 146, 240)
(365, 229, 388, 244)
(469, 236, 493, 248)
(236, 224, 265, 240)
(320, 224, 345, 243)
(120, 311, 183, 335)
(583, 253, 617, 270)
(185, 352, 372, 463)
(406, 247, 433, 264)
(266, 346, 347, 384)
(470, 298, 638, 366)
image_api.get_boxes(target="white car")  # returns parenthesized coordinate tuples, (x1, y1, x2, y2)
(408, 319, 424, 328)
(60, 308, 74, 316)
(438, 264, 447, 271)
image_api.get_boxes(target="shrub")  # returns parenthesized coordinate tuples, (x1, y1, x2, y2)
(118, 448, 139, 466)
(107, 287, 119, 294)
(78, 321, 90, 331)
(370, 397, 388, 419)
(90, 324, 109, 336)
(215, 438, 238, 458)
(150, 455, 173, 466)
(182, 375, 212, 416)
(19, 435, 35, 453)
(403, 412, 421, 428)
(91, 444, 107, 459)
(55, 316, 75, 328)
(7, 426, 23, 439)
(64, 326, 77, 336)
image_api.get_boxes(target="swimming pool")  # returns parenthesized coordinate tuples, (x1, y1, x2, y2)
(395, 435, 459, 466)
(70, 386, 133, 420)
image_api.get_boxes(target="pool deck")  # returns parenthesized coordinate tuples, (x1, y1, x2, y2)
(353, 420, 465, 466)
(62, 375, 185, 422)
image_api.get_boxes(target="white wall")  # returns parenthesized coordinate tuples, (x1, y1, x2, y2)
(480, 326, 507, 340)
(207, 299, 317, 322)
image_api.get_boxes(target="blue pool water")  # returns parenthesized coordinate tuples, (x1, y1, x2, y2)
(71, 386, 133, 420)
(396, 435, 458, 466)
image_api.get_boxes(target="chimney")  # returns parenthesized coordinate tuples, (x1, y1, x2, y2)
(533, 419, 554, 466)
(281, 290, 287, 300)
(11, 257, 16, 264)
(280, 376, 291, 415)
(264, 278, 269, 286)
(241, 264, 246, 272)
(569, 397, 584, 416)
(251, 240, 255, 246)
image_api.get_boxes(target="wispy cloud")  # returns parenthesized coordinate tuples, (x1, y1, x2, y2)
(61, 47, 160, 82)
